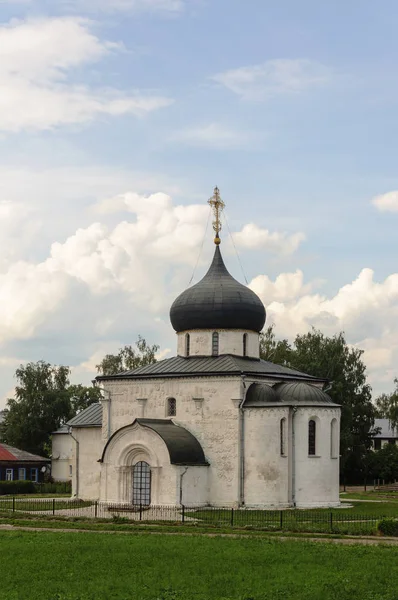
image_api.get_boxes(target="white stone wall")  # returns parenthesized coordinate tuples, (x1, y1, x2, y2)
(244, 407, 290, 507)
(51, 433, 73, 482)
(179, 466, 209, 506)
(71, 428, 102, 500)
(102, 376, 242, 506)
(293, 407, 341, 507)
(176, 330, 259, 358)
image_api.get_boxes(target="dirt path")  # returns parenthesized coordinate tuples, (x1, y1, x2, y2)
(1, 523, 398, 546)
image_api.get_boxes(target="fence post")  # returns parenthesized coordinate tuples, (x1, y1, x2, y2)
(139, 503, 143, 521)
(95, 501, 98, 518)
(230, 508, 234, 527)
(280, 510, 283, 530)
(12, 497, 15, 513)
(52, 498, 55, 516)
(329, 512, 333, 533)
(182, 505, 185, 524)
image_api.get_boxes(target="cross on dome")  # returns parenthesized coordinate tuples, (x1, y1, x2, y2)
(208, 186, 225, 245)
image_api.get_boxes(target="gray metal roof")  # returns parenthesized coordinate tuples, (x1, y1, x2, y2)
(100, 419, 208, 466)
(97, 354, 325, 383)
(170, 246, 266, 333)
(52, 424, 70, 435)
(0, 443, 50, 463)
(67, 403, 102, 428)
(374, 418, 398, 439)
(244, 382, 338, 408)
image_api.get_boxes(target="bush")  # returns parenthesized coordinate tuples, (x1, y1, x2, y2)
(35, 481, 71, 494)
(378, 519, 398, 536)
(0, 480, 36, 495)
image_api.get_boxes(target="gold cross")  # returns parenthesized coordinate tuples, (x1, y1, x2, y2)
(208, 186, 225, 245)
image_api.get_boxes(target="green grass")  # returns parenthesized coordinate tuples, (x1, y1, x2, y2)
(0, 499, 92, 512)
(0, 530, 398, 599)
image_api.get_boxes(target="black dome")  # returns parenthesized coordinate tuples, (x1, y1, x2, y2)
(170, 246, 266, 333)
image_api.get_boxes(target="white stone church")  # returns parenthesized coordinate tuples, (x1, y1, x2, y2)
(65, 191, 341, 508)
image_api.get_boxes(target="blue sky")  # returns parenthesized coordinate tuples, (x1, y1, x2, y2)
(1, 0, 398, 406)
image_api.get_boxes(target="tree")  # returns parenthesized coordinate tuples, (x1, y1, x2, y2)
(369, 443, 398, 482)
(259, 327, 377, 483)
(2, 362, 103, 458)
(259, 325, 292, 365)
(375, 379, 398, 429)
(2, 361, 72, 457)
(96, 336, 159, 376)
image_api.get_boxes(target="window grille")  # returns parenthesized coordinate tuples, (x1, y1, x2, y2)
(185, 333, 190, 357)
(212, 332, 219, 356)
(243, 333, 248, 357)
(132, 461, 151, 506)
(308, 420, 316, 456)
(167, 397, 176, 417)
(280, 418, 286, 456)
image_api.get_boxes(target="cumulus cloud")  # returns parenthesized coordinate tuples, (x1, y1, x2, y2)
(0, 17, 172, 132)
(213, 59, 332, 101)
(372, 191, 398, 212)
(233, 223, 306, 255)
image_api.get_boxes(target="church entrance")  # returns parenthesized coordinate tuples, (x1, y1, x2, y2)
(132, 461, 151, 506)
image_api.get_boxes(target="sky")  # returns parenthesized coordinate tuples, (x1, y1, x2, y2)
(1, 0, 398, 408)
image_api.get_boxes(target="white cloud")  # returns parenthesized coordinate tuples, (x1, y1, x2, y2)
(372, 191, 398, 212)
(213, 59, 331, 101)
(65, 0, 184, 12)
(233, 223, 306, 255)
(172, 123, 255, 149)
(0, 17, 172, 132)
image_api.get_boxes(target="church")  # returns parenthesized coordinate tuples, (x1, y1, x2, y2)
(66, 188, 341, 508)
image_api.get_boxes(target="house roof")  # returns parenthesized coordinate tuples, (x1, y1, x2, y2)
(100, 418, 208, 466)
(67, 403, 103, 428)
(0, 443, 50, 463)
(96, 354, 325, 383)
(374, 418, 398, 439)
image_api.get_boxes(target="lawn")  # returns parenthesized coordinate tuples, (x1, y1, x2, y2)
(0, 498, 92, 512)
(0, 530, 397, 600)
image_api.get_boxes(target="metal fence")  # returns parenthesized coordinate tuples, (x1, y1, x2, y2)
(0, 498, 390, 535)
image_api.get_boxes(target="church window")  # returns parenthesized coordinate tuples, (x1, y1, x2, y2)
(132, 461, 151, 506)
(167, 397, 176, 417)
(280, 418, 286, 456)
(330, 418, 338, 458)
(185, 333, 190, 356)
(212, 332, 219, 356)
(243, 333, 248, 357)
(308, 420, 316, 456)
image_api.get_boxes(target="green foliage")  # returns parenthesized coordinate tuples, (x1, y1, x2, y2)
(0, 480, 36, 495)
(2, 361, 102, 457)
(378, 518, 398, 536)
(259, 327, 377, 483)
(96, 336, 159, 376)
(375, 379, 398, 429)
(368, 443, 398, 482)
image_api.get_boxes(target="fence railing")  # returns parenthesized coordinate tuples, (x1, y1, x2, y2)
(0, 498, 390, 535)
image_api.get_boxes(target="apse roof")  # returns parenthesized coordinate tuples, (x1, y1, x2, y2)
(67, 403, 103, 428)
(169, 246, 266, 333)
(244, 382, 339, 408)
(99, 418, 209, 466)
(97, 354, 325, 383)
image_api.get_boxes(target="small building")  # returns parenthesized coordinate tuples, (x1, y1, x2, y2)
(51, 425, 73, 482)
(373, 418, 398, 450)
(0, 443, 50, 482)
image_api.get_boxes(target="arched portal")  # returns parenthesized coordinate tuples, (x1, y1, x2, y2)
(132, 461, 151, 506)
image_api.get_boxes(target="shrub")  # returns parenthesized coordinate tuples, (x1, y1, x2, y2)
(378, 519, 398, 536)
(0, 480, 36, 495)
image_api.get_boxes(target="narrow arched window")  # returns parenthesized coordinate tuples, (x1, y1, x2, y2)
(167, 398, 176, 417)
(330, 418, 338, 458)
(280, 418, 286, 456)
(308, 420, 316, 456)
(212, 332, 219, 356)
(185, 333, 190, 357)
(243, 333, 248, 357)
